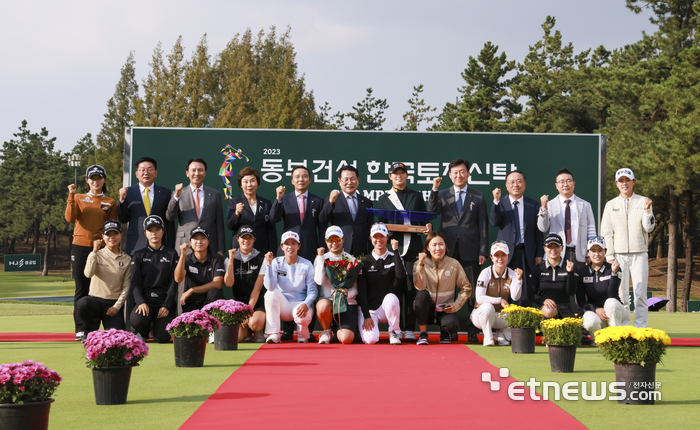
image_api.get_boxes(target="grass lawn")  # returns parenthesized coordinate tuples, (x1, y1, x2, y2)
(468, 312, 700, 430)
(0, 271, 75, 298)
(1, 306, 698, 429)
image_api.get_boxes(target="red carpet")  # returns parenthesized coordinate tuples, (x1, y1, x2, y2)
(0, 333, 75, 342)
(180, 337, 586, 430)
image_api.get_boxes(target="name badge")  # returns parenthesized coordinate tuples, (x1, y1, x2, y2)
(476, 280, 484, 287)
(583, 277, 594, 283)
(385, 263, 395, 268)
(278, 270, 287, 277)
(150, 293, 159, 298)
(558, 272, 568, 276)
(188, 266, 199, 274)
(600, 275, 611, 281)
(444, 270, 451, 276)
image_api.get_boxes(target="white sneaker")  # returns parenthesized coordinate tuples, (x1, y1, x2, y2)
(266, 333, 280, 344)
(483, 338, 495, 347)
(495, 329, 510, 346)
(390, 331, 402, 345)
(75, 331, 85, 341)
(208, 332, 215, 344)
(403, 331, 416, 340)
(297, 336, 309, 343)
(318, 330, 332, 344)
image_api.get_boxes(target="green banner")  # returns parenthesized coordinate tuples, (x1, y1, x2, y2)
(4, 254, 41, 272)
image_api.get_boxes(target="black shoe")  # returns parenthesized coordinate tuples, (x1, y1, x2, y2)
(417, 331, 429, 345)
(451, 332, 459, 342)
(308, 333, 316, 342)
(440, 330, 451, 344)
(281, 331, 294, 341)
(581, 336, 592, 345)
(468, 333, 479, 343)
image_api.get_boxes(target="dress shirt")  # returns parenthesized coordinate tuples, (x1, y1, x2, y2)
(139, 183, 154, 212)
(508, 195, 525, 244)
(558, 194, 578, 247)
(190, 184, 204, 218)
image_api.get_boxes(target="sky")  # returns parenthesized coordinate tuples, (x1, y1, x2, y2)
(0, 1, 657, 154)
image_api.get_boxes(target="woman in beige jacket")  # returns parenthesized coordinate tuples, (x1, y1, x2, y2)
(413, 232, 472, 345)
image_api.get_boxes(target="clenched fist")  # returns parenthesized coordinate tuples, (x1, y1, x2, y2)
(317, 247, 326, 257)
(432, 177, 442, 190)
(390, 239, 399, 250)
(540, 195, 549, 210)
(417, 252, 427, 265)
(492, 188, 501, 202)
(235, 202, 244, 217)
(566, 260, 574, 272)
(276, 186, 286, 201)
(119, 187, 128, 201)
(644, 197, 652, 210)
(174, 183, 183, 198)
(514, 268, 523, 280)
(179, 243, 189, 255)
(329, 189, 340, 204)
(265, 251, 274, 265)
(67, 184, 77, 194)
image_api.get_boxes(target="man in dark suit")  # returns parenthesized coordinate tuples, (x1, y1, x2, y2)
(118, 157, 174, 255)
(319, 165, 373, 257)
(428, 158, 488, 342)
(269, 165, 324, 340)
(375, 162, 431, 340)
(489, 170, 544, 305)
(166, 158, 225, 256)
(269, 165, 325, 262)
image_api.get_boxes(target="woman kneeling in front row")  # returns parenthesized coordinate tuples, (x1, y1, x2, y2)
(471, 241, 523, 346)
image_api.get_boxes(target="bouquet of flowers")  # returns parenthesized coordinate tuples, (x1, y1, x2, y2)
(202, 299, 253, 325)
(166, 309, 221, 338)
(84, 329, 149, 368)
(0, 360, 61, 404)
(499, 304, 544, 328)
(540, 317, 583, 345)
(595, 326, 671, 365)
(324, 254, 364, 314)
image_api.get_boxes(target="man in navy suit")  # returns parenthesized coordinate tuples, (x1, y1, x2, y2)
(269, 165, 325, 262)
(269, 165, 324, 340)
(319, 165, 373, 257)
(166, 158, 225, 256)
(118, 157, 174, 255)
(429, 158, 488, 342)
(489, 171, 544, 305)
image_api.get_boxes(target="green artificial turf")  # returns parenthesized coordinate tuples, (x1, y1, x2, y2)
(0, 271, 75, 298)
(468, 312, 700, 430)
(1, 314, 75, 331)
(0, 302, 73, 317)
(2, 341, 261, 429)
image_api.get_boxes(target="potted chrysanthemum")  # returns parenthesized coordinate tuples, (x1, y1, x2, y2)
(499, 304, 544, 354)
(166, 309, 221, 367)
(0, 360, 61, 430)
(83, 329, 149, 405)
(541, 317, 583, 373)
(202, 300, 253, 351)
(595, 326, 671, 405)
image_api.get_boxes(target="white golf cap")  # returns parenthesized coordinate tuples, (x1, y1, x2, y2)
(370, 223, 389, 237)
(615, 168, 635, 181)
(490, 241, 509, 256)
(325, 226, 344, 240)
(587, 236, 606, 250)
(281, 231, 300, 244)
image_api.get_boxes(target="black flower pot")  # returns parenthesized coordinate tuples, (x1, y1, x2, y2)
(214, 324, 240, 351)
(510, 327, 536, 353)
(614, 362, 657, 405)
(0, 399, 54, 430)
(173, 336, 207, 367)
(547, 344, 577, 372)
(92, 366, 133, 405)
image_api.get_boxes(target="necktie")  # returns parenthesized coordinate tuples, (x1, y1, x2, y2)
(348, 195, 357, 221)
(564, 199, 572, 245)
(299, 195, 305, 223)
(456, 190, 464, 216)
(513, 201, 521, 245)
(194, 188, 201, 220)
(144, 187, 151, 216)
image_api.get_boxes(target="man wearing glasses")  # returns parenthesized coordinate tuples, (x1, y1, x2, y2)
(490, 171, 543, 305)
(537, 168, 596, 269)
(319, 165, 374, 257)
(118, 157, 174, 255)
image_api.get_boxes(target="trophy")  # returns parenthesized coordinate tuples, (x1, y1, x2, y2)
(367, 208, 437, 233)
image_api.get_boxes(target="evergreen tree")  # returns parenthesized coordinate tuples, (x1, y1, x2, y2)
(401, 84, 436, 131)
(95, 52, 139, 197)
(182, 34, 214, 128)
(344, 87, 389, 130)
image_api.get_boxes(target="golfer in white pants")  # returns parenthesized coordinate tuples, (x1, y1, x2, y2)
(601, 168, 655, 327)
(470, 241, 523, 346)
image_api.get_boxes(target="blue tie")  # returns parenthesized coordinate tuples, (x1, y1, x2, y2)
(513, 201, 521, 245)
(456, 190, 464, 216)
(348, 195, 357, 221)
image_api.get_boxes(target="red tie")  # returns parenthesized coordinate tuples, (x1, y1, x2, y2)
(194, 188, 201, 220)
(299, 195, 305, 223)
(565, 199, 571, 245)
